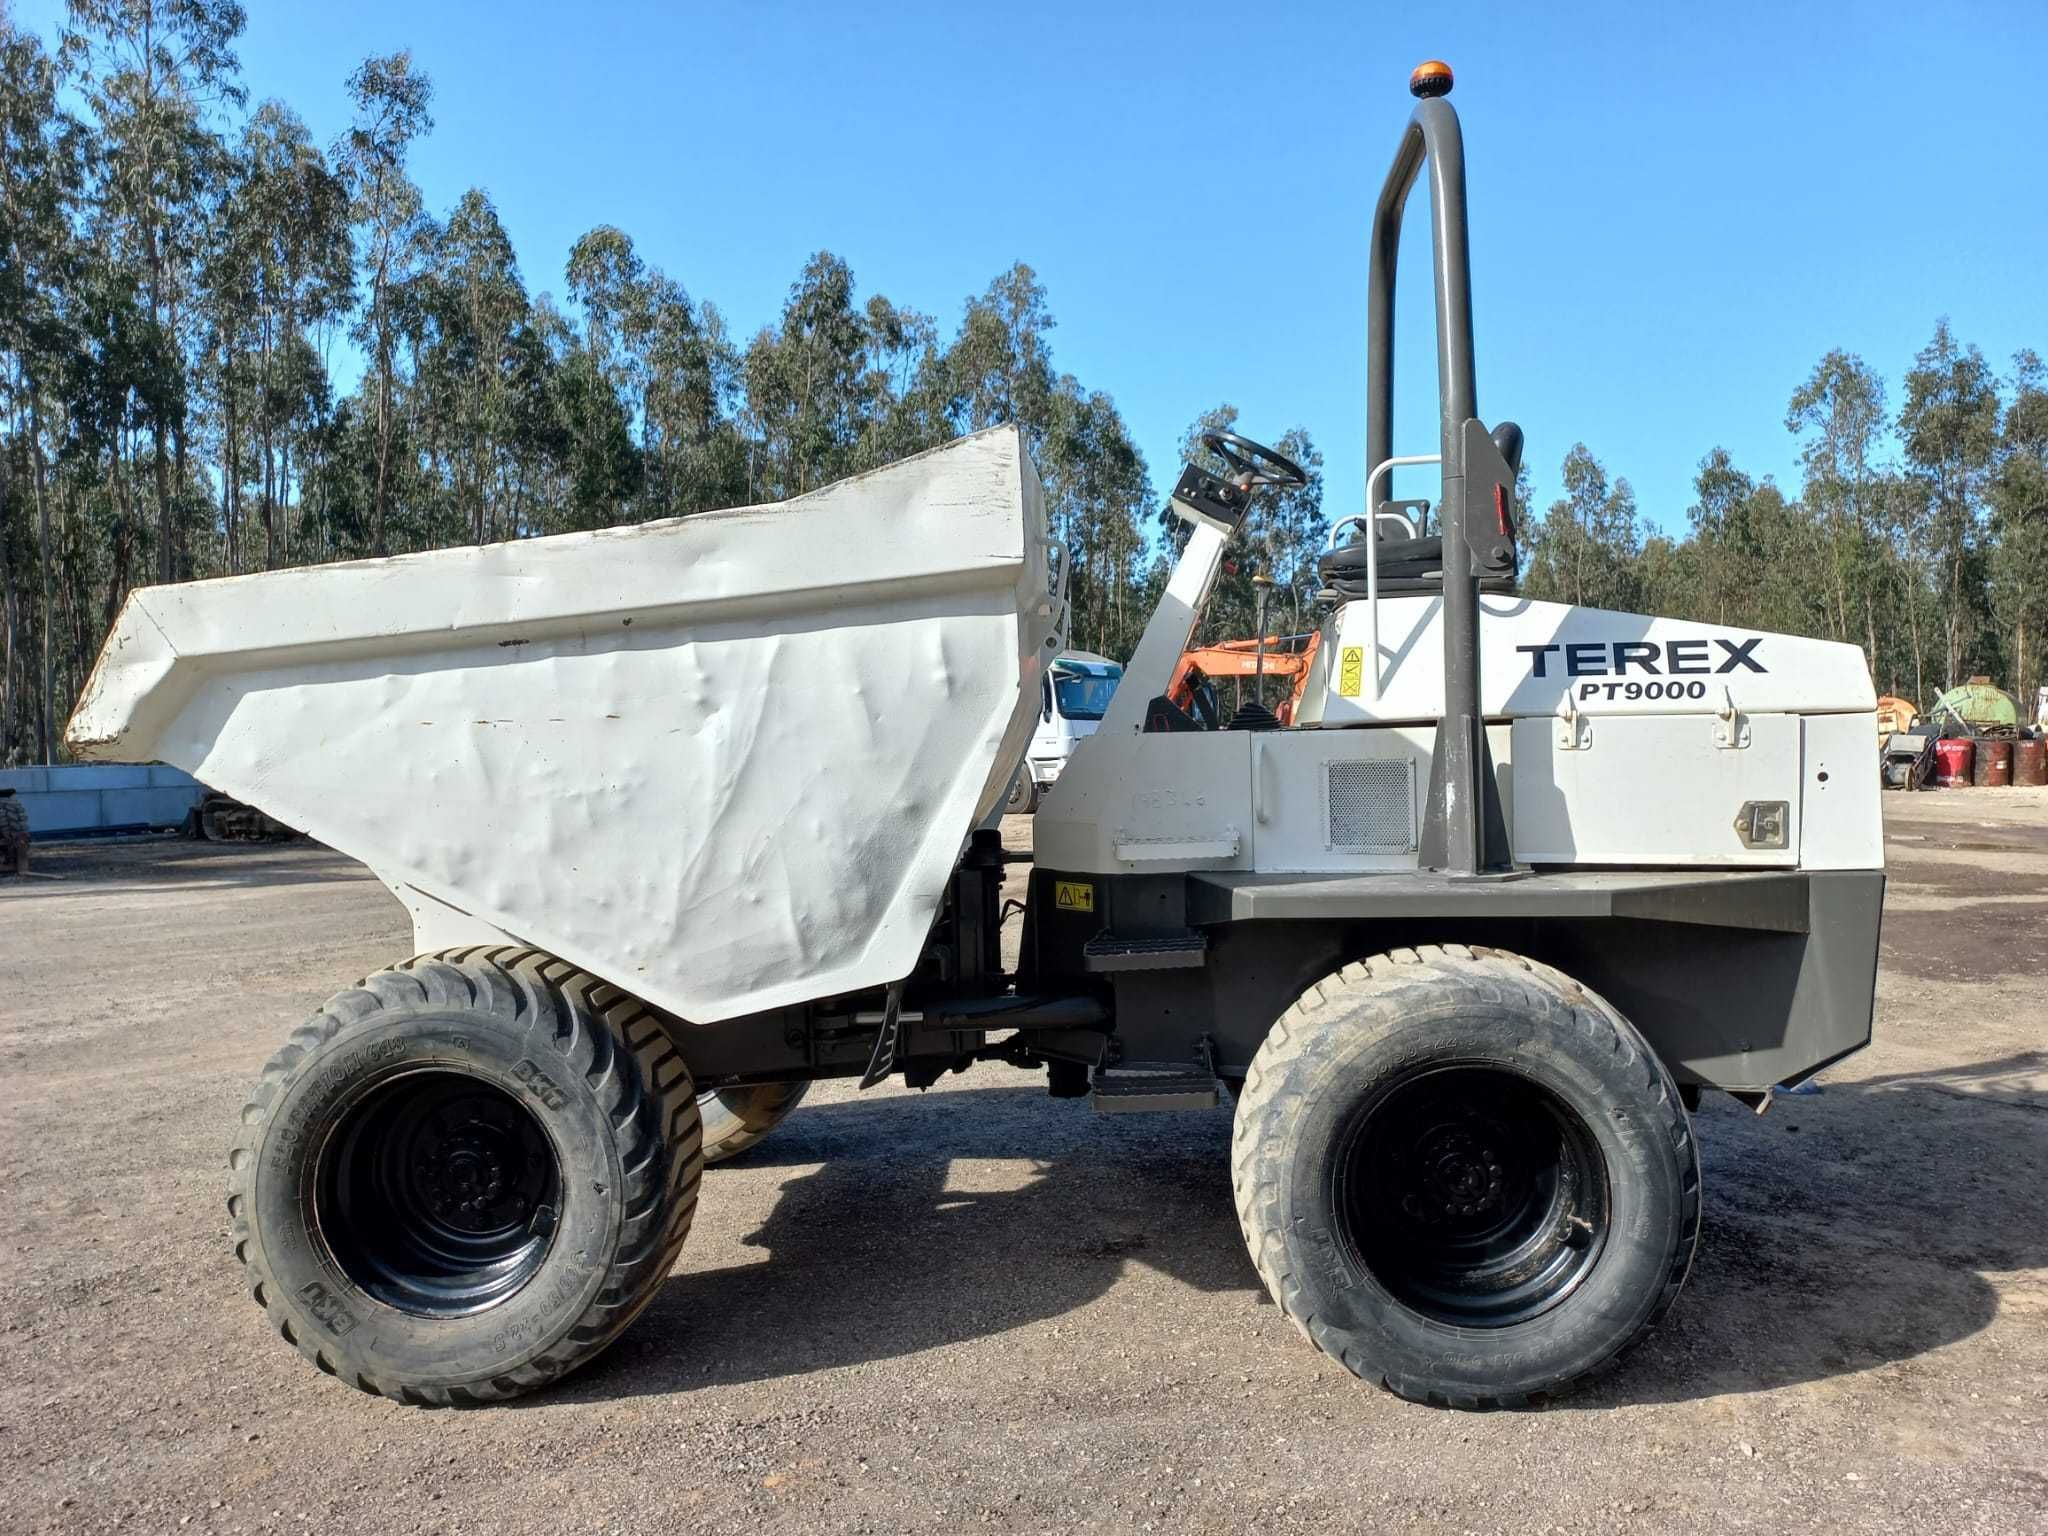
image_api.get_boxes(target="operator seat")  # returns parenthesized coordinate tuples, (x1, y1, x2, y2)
(1319, 421, 1524, 597)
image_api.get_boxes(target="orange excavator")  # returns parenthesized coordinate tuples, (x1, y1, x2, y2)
(1167, 630, 1323, 728)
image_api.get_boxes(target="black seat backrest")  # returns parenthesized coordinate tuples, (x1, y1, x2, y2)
(1318, 419, 1523, 592)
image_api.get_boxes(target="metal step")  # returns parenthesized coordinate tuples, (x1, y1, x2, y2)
(1090, 1066, 1223, 1114)
(1082, 929, 1208, 973)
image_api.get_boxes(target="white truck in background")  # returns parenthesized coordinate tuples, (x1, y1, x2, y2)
(1006, 650, 1122, 813)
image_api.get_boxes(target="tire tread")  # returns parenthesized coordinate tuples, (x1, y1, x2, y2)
(1230, 944, 1701, 1410)
(226, 946, 702, 1406)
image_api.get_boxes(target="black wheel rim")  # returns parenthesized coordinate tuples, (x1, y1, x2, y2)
(1336, 1064, 1609, 1328)
(317, 1068, 562, 1318)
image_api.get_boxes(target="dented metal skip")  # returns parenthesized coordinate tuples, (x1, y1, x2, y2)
(66, 426, 1061, 1023)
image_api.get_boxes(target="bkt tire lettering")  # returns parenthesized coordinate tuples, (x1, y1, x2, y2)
(512, 1058, 569, 1111)
(298, 1279, 359, 1338)
(1517, 637, 1765, 679)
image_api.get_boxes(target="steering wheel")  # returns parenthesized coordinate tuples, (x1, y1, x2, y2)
(1202, 430, 1309, 491)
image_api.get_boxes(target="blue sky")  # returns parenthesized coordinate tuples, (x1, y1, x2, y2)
(18, 0, 2048, 533)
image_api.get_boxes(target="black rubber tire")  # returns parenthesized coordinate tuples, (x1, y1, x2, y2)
(0, 793, 28, 867)
(228, 945, 702, 1405)
(1006, 769, 1039, 815)
(698, 1081, 811, 1165)
(1231, 944, 1700, 1409)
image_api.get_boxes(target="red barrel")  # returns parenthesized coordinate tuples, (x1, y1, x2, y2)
(2016, 737, 2047, 787)
(1973, 739, 2014, 787)
(1933, 738, 1975, 786)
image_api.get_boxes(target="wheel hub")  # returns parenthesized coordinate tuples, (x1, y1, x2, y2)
(1339, 1065, 1610, 1328)
(415, 1122, 527, 1228)
(1408, 1125, 1506, 1221)
(317, 1068, 562, 1318)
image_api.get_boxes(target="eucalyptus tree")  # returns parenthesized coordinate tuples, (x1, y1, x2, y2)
(1040, 377, 1152, 657)
(1990, 351, 2048, 711)
(336, 50, 431, 555)
(63, 0, 245, 583)
(567, 225, 744, 517)
(1634, 533, 1703, 627)
(213, 101, 351, 567)
(1685, 447, 1761, 626)
(1521, 444, 1642, 613)
(947, 263, 1055, 447)
(530, 293, 638, 531)
(420, 190, 528, 544)
(63, 244, 165, 637)
(564, 225, 645, 425)
(855, 294, 951, 472)
(193, 136, 254, 571)
(636, 272, 739, 513)
(1899, 320, 2001, 687)
(1258, 426, 1327, 627)
(0, 19, 86, 760)
(1867, 470, 1940, 704)
(741, 251, 873, 499)
(1787, 350, 1889, 659)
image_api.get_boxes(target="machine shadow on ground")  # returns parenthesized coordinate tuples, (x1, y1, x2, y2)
(1576, 1048, 2045, 1409)
(552, 1086, 1259, 1404)
(547, 1054, 2046, 1411)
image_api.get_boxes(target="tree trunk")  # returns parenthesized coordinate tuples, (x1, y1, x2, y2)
(222, 346, 239, 575)
(261, 309, 277, 569)
(2013, 572, 2029, 720)
(30, 401, 55, 764)
(65, 481, 89, 704)
(1902, 557, 1925, 709)
(137, 179, 180, 585)
(2, 447, 17, 764)
(107, 447, 135, 639)
(172, 401, 189, 580)
(151, 415, 174, 584)
(1946, 538, 1965, 688)
(372, 269, 394, 555)
(1843, 528, 1859, 643)
(2, 571, 18, 766)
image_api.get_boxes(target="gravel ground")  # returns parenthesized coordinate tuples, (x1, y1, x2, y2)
(2, 798, 2045, 1534)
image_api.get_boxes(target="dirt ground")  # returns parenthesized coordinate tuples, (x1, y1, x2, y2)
(2, 796, 2046, 1535)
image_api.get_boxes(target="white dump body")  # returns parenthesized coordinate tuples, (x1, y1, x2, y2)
(68, 427, 1059, 1024)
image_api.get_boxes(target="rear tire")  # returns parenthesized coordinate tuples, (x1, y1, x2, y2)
(698, 1081, 811, 1165)
(228, 946, 702, 1405)
(1231, 944, 1699, 1409)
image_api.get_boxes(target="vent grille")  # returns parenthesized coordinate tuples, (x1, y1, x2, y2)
(1326, 758, 1417, 853)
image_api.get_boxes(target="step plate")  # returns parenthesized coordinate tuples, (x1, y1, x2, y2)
(1091, 1071, 1222, 1114)
(1083, 930, 1209, 973)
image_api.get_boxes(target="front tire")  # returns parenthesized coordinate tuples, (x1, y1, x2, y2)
(228, 946, 703, 1404)
(1231, 944, 1699, 1408)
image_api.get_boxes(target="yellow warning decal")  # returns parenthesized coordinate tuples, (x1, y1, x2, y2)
(1054, 880, 1095, 913)
(1337, 645, 1365, 697)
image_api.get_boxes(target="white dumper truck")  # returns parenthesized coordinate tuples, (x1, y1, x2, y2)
(69, 64, 1882, 1411)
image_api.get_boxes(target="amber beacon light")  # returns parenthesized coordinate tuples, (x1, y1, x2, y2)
(1409, 59, 1454, 98)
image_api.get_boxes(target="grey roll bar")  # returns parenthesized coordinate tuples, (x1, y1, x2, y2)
(1365, 96, 1477, 487)
(1364, 86, 1508, 877)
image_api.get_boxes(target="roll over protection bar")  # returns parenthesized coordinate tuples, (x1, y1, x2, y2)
(1365, 96, 1477, 488)
(1364, 85, 1511, 876)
